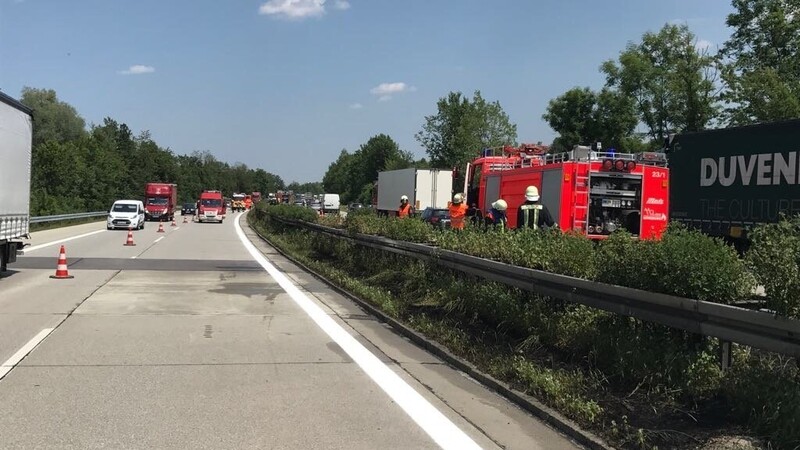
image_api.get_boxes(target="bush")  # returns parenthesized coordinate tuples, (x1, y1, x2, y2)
(258, 203, 320, 223)
(746, 216, 800, 318)
(723, 351, 800, 448)
(596, 224, 755, 304)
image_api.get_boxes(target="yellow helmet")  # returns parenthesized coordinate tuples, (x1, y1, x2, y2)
(492, 199, 508, 211)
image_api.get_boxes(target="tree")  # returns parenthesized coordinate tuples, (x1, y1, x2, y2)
(21, 87, 87, 147)
(542, 87, 640, 151)
(322, 135, 413, 203)
(416, 91, 517, 170)
(322, 150, 356, 201)
(287, 181, 324, 194)
(601, 24, 719, 141)
(720, 0, 800, 124)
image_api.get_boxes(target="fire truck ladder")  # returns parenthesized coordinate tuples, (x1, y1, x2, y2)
(572, 162, 591, 232)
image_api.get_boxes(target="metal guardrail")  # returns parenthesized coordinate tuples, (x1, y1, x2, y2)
(30, 211, 107, 224)
(275, 217, 800, 361)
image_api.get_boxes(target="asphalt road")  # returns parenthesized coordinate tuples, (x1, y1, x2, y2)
(0, 212, 580, 450)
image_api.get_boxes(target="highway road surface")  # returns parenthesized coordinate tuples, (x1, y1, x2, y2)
(0, 213, 580, 450)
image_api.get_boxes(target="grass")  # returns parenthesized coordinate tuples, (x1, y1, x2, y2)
(249, 208, 797, 449)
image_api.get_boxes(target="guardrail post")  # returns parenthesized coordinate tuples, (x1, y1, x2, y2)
(719, 340, 732, 371)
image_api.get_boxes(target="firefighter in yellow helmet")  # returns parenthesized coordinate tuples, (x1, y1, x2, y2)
(517, 185, 556, 230)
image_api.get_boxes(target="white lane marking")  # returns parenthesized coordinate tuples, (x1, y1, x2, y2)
(0, 328, 56, 381)
(24, 230, 105, 254)
(173, 227, 180, 231)
(130, 256, 138, 259)
(234, 215, 481, 450)
(154, 237, 165, 243)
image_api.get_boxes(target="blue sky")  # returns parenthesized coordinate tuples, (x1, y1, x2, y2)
(1, 0, 734, 183)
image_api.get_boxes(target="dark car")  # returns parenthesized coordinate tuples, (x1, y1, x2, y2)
(348, 203, 364, 211)
(420, 207, 450, 229)
(181, 202, 196, 215)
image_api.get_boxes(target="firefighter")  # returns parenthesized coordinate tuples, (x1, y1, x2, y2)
(398, 195, 414, 218)
(485, 199, 508, 230)
(448, 193, 467, 230)
(516, 186, 556, 230)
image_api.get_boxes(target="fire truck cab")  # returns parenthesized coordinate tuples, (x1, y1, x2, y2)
(198, 190, 226, 223)
(464, 144, 670, 239)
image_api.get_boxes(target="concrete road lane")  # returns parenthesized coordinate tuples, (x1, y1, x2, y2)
(0, 213, 581, 449)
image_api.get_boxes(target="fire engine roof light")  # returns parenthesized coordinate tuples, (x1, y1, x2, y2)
(602, 159, 613, 170)
(614, 160, 626, 171)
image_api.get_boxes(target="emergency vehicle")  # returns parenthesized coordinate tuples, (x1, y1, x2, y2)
(231, 193, 246, 212)
(463, 143, 670, 239)
(198, 190, 226, 223)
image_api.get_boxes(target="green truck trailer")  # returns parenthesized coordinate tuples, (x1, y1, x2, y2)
(667, 119, 800, 242)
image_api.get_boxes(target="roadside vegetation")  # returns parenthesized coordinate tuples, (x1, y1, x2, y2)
(251, 203, 799, 449)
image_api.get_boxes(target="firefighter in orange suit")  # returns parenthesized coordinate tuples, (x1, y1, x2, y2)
(398, 195, 414, 218)
(448, 193, 467, 230)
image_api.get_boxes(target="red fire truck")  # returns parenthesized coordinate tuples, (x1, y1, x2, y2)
(463, 144, 670, 239)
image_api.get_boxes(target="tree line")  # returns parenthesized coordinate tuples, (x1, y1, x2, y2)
(19, 87, 287, 216)
(324, 0, 799, 203)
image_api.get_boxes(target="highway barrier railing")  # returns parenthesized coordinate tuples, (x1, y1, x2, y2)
(30, 211, 107, 224)
(273, 217, 800, 364)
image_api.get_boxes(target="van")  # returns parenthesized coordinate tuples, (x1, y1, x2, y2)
(107, 200, 145, 230)
(322, 193, 340, 214)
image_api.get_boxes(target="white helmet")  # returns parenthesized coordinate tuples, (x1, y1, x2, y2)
(400, 195, 409, 201)
(492, 199, 508, 211)
(525, 185, 540, 202)
(452, 193, 463, 204)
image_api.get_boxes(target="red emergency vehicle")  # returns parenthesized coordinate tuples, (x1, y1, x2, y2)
(463, 144, 670, 239)
(198, 190, 226, 223)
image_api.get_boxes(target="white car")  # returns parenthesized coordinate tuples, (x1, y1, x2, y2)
(107, 200, 145, 230)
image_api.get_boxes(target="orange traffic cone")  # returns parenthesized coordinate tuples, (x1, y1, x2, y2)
(171, 218, 177, 227)
(124, 228, 136, 246)
(157, 222, 165, 233)
(50, 245, 74, 279)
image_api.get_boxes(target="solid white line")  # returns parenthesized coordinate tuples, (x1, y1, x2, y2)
(0, 328, 56, 381)
(154, 237, 165, 243)
(234, 215, 481, 450)
(173, 227, 180, 231)
(24, 230, 105, 254)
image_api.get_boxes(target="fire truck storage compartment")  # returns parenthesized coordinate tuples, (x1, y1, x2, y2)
(484, 175, 501, 213)
(540, 170, 562, 225)
(588, 172, 642, 235)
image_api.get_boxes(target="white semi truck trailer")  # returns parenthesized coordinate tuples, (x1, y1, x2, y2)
(0, 92, 33, 272)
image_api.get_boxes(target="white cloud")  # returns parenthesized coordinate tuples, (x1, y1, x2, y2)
(118, 65, 155, 75)
(258, 0, 350, 20)
(349, 103, 363, 109)
(369, 82, 414, 101)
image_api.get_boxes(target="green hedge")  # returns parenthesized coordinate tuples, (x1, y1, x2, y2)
(746, 216, 800, 318)
(251, 206, 800, 448)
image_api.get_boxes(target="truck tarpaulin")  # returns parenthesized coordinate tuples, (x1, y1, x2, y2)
(668, 119, 800, 239)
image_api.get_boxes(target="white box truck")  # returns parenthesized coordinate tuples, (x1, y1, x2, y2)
(0, 92, 33, 272)
(376, 168, 453, 216)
